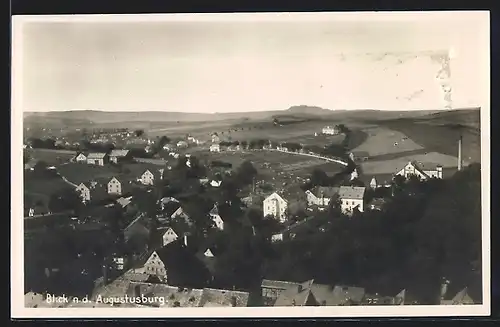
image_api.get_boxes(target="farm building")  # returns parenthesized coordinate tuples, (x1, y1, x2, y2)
(109, 149, 131, 164)
(394, 161, 443, 180)
(322, 125, 341, 135)
(87, 152, 109, 166)
(338, 186, 366, 215)
(263, 192, 288, 223)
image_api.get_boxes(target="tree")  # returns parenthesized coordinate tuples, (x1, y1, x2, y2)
(48, 188, 82, 213)
(235, 161, 257, 186)
(310, 168, 329, 186)
(135, 129, 144, 137)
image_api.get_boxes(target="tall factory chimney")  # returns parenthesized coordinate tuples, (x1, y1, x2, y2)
(458, 134, 463, 171)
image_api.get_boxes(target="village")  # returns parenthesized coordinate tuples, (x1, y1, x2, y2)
(23, 121, 479, 308)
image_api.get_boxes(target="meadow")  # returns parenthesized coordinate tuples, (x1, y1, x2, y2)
(25, 148, 77, 165)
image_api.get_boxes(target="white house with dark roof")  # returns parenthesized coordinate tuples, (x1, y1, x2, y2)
(86, 152, 109, 166)
(305, 186, 339, 207)
(109, 149, 131, 163)
(395, 161, 443, 180)
(140, 169, 161, 186)
(263, 192, 288, 223)
(338, 186, 366, 215)
(75, 182, 91, 203)
(107, 177, 122, 195)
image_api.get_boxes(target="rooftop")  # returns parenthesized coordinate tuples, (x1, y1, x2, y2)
(87, 152, 108, 159)
(338, 186, 366, 200)
(274, 279, 315, 306)
(109, 149, 130, 157)
(310, 186, 339, 198)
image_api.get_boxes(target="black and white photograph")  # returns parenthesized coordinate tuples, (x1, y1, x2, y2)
(11, 11, 490, 318)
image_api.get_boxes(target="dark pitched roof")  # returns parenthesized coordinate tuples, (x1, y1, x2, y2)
(309, 186, 339, 198)
(274, 280, 316, 306)
(152, 241, 212, 287)
(199, 288, 250, 307)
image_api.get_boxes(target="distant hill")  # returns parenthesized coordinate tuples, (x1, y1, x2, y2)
(23, 107, 481, 129)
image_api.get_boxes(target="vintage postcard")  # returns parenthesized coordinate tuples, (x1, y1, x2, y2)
(11, 11, 490, 318)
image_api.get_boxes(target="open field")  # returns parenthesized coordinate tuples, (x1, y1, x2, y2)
(25, 148, 76, 165)
(350, 125, 424, 156)
(378, 120, 481, 164)
(359, 151, 460, 175)
(57, 163, 123, 185)
(24, 173, 72, 209)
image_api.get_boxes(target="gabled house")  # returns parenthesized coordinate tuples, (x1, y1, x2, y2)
(395, 161, 443, 180)
(160, 197, 180, 211)
(74, 152, 87, 163)
(109, 149, 131, 164)
(338, 186, 366, 215)
(107, 177, 123, 195)
(140, 169, 162, 186)
(140, 240, 213, 287)
(171, 206, 191, 225)
(87, 152, 109, 166)
(305, 186, 339, 207)
(160, 227, 179, 247)
(75, 182, 91, 203)
(209, 205, 224, 230)
(263, 192, 288, 223)
(311, 284, 366, 306)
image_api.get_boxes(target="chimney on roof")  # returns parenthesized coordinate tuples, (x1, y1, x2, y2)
(458, 135, 463, 171)
(102, 264, 108, 285)
(183, 233, 188, 247)
(292, 299, 296, 306)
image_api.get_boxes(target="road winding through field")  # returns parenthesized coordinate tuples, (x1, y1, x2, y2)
(268, 148, 349, 166)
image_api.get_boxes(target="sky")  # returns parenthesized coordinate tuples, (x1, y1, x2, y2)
(13, 12, 489, 113)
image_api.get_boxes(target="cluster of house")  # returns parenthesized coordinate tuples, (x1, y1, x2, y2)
(74, 168, 164, 203)
(259, 277, 476, 306)
(73, 149, 134, 166)
(262, 160, 445, 223)
(26, 276, 250, 308)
